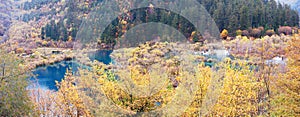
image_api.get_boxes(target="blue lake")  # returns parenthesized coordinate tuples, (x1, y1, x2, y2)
(30, 50, 113, 90)
(88, 50, 113, 64)
(29, 49, 235, 91)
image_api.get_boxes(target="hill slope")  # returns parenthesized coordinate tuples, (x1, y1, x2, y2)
(7, 0, 300, 43)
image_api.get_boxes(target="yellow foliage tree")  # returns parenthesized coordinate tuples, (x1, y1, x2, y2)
(271, 35, 300, 116)
(182, 63, 212, 116)
(54, 70, 91, 116)
(75, 43, 212, 116)
(210, 61, 262, 116)
(220, 29, 229, 40)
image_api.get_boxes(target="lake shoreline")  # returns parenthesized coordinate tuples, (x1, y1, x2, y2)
(22, 48, 112, 70)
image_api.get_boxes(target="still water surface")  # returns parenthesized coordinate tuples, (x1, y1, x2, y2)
(30, 50, 112, 90)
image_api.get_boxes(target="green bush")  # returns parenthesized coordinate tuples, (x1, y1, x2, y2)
(236, 30, 243, 36)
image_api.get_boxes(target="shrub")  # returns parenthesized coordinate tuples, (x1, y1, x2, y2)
(42, 40, 48, 47)
(265, 29, 275, 36)
(242, 30, 249, 37)
(278, 26, 292, 35)
(220, 29, 228, 40)
(258, 26, 264, 31)
(236, 30, 242, 36)
(68, 36, 73, 42)
(59, 43, 65, 48)
(66, 41, 74, 48)
(15, 48, 25, 54)
(250, 28, 261, 38)
(192, 36, 199, 42)
(31, 32, 38, 38)
(292, 27, 298, 34)
(190, 31, 203, 43)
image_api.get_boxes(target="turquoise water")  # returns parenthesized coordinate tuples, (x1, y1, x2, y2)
(30, 50, 112, 90)
(30, 60, 79, 90)
(88, 50, 113, 64)
(30, 49, 237, 90)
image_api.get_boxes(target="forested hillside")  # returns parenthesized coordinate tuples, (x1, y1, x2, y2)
(19, 0, 299, 43)
(0, 0, 13, 36)
(200, 0, 298, 33)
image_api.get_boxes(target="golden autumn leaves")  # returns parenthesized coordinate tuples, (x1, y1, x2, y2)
(30, 34, 300, 116)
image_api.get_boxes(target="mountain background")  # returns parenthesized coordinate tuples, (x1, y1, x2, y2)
(1, 0, 299, 46)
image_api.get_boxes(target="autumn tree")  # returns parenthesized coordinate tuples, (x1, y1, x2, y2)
(209, 60, 262, 116)
(182, 63, 212, 116)
(220, 29, 228, 40)
(271, 35, 300, 116)
(0, 50, 35, 116)
(54, 69, 91, 116)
